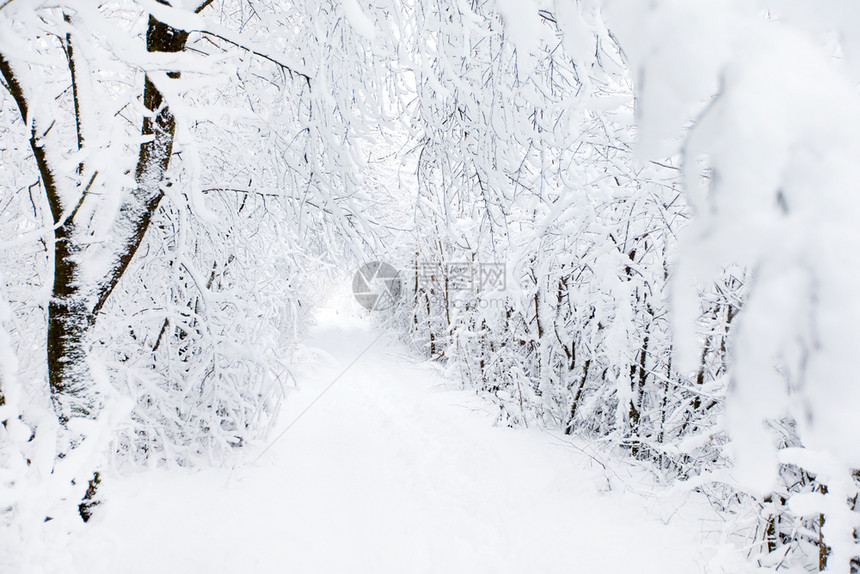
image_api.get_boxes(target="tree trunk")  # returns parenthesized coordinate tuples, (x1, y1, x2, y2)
(819, 484, 830, 571)
(47, 231, 95, 422)
(629, 330, 649, 457)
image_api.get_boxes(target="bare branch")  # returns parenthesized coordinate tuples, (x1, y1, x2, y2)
(196, 30, 311, 87)
(63, 14, 84, 173)
(143, 0, 312, 86)
(195, 0, 215, 14)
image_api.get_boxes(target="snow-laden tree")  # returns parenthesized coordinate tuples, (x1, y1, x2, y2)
(1, 1, 210, 423)
(0, 2, 396, 558)
(604, 1, 860, 571)
(378, 0, 734, 475)
(0, 0, 396, 449)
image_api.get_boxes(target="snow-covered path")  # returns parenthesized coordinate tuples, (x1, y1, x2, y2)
(71, 309, 750, 574)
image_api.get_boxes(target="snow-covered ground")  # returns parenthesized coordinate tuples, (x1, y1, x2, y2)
(63, 308, 761, 574)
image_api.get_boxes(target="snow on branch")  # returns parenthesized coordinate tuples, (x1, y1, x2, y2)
(142, 0, 312, 86)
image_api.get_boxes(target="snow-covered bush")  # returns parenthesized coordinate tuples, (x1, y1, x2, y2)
(372, 1, 860, 570)
(384, 0, 731, 473)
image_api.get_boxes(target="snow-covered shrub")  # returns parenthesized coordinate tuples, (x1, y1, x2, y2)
(383, 0, 733, 475)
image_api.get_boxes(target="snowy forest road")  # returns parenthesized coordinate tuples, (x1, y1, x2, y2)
(69, 308, 751, 574)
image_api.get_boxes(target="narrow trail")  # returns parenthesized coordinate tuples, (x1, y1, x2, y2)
(72, 308, 751, 574)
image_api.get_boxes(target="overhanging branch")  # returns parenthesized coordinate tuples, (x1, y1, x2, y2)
(197, 31, 311, 87)
(143, 0, 312, 87)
